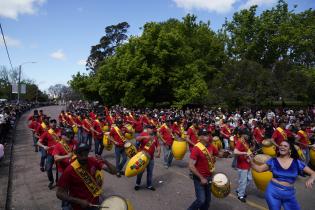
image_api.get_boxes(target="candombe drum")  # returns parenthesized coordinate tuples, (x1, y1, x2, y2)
(124, 142, 137, 158)
(103, 132, 113, 151)
(72, 125, 78, 134)
(171, 139, 187, 160)
(294, 145, 306, 162)
(212, 136, 222, 151)
(124, 124, 135, 140)
(102, 125, 109, 132)
(262, 139, 276, 157)
(211, 173, 231, 198)
(100, 195, 134, 210)
(251, 154, 272, 192)
(125, 151, 150, 177)
(310, 148, 315, 167)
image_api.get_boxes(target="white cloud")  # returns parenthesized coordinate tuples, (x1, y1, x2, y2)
(77, 59, 86, 66)
(172, 0, 237, 13)
(239, 0, 277, 9)
(50, 49, 66, 60)
(0, 0, 46, 19)
(0, 35, 21, 47)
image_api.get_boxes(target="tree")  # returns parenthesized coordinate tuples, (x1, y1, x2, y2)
(86, 22, 130, 73)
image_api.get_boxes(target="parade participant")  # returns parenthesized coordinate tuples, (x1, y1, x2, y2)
(187, 128, 226, 210)
(58, 110, 67, 127)
(234, 134, 252, 202)
(186, 119, 200, 151)
(134, 124, 161, 191)
(53, 128, 78, 176)
(220, 119, 232, 150)
(253, 121, 265, 148)
(109, 119, 127, 177)
(34, 116, 50, 170)
(81, 114, 93, 147)
(53, 128, 78, 210)
(271, 120, 287, 147)
(157, 119, 174, 168)
(28, 113, 40, 152)
(297, 123, 311, 164)
(92, 116, 104, 156)
(251, 140, 315, 210)
(37, 119, 60, 189)
(56, 143, 116, 210)
(28, 109, 39, 122)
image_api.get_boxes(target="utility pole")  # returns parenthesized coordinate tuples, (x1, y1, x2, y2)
(17, 65, 21, 104)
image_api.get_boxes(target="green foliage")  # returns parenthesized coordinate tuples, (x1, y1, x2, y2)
(69, 1, 315, 108)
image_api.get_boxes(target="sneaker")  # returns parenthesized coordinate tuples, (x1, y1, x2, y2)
(146, 186, 156, 191)
(116, 172, 121, 178)
(40, 167, 45, 172)
(120, 171, 125, 176)
(238, 196, 246, 203)
(48, 182, 54, 190)
(164, 165, 169, 169)
(134, 186, 140, 191)
(235, 190, 247, 198)
(35, 147, 38, 152)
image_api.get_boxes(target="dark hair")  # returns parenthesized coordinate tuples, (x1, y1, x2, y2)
(279, 138, 299, 160)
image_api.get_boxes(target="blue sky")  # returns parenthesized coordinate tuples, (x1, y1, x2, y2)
(0, 0, 314, 91)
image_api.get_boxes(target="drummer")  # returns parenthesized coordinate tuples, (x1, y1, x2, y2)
(187, 128, 227, 210)
(234, 133, 252, 202)
(271, 120, 288, 147)
(134, 124, 161, 191)
(56, 143, 116, 210)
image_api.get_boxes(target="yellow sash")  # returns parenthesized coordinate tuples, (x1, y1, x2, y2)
(276, 127, 287, 140)
(195, 142, 215, 172)
(48, 128, 60, 142)
(71, 160, 102, 197)
(113, 126, 126, 143)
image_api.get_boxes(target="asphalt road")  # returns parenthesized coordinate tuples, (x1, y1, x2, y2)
(5, 105, 315, 210)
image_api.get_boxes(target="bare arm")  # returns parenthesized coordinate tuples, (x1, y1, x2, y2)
(188, 158, 207, 185)
(304, 166, 315, 189)
(102, 159, 117, 175)
(56, 187, 90, 208)
(234, 148, 248, 156)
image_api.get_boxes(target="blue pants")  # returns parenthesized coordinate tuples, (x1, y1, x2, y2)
(236, 169, 252, 197)
(136, 159, 154, 187)
(114, 146, 127, 172)
(46, 154, 54, 183)
(265, 181, 300, 210)
(187, 176, 211, 210)
(162, 144, 173, 167)
(94, 139, 104, 156)
(39, 147, 47, 168)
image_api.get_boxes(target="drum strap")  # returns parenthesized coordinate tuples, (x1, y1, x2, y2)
(195, 143, 215, 172)
(71, 160, 102, 197)
(144, 138, 154, 150)
(276, 127, 287, 140)
(48, 128, 60, 142)
(61, 140, 71, 153)
(113, 126, 126, 143)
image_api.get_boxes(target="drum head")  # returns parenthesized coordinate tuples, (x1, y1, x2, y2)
(262, 139, 272, 146)
(212, 173, 228, 186)
(101, 195, 128, 210)
(254, 154, 271, 165)
(213, 136, 220, 141)
(124, 142, 131, 148)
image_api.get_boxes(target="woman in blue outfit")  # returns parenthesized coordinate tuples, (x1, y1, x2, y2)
(251, 140, 315, 210)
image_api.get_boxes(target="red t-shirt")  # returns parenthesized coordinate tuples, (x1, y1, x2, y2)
(171, 123, 181, 137)
(220, 125, 231, 139)
(272, 128, 287, 145)
(28, 121, 39, 132)
(133, 120, 143, 133)
(235, 141, 250, 170)
(187, 126, 199, 149)
(297, 130, 309, 150)
(57, 157, 104, 210)
(52, 140, 78, 172)
(190, 144, 218, 177)
(92, 120, 103, 140)
(39, 130, 59, 155)
(158, 124, 173, 146)
(109, 126, 125, 147)
(82, 119, 92, 134)
(138, 132, 159, 159)
(253, 127, 264, 144)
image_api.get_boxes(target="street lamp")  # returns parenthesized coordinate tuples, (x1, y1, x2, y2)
(17, 61, 36, 104)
